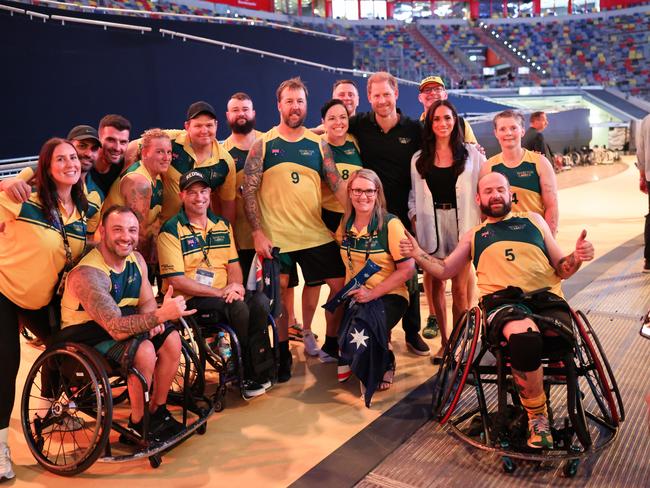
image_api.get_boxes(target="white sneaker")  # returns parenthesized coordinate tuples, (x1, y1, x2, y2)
(302, 330, 320, 357)
(318, 349, 338, 363)
(242, 380, 266, 400)
(0, 442, 15, 481)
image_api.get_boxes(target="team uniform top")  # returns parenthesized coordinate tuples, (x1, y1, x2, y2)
(103, 161, 164, 232)
(85, 172, 105, 234)
(336, 213, 410, 301)
(485, 150, 545, 215)
(321, 134, 363, 214)
(223, 130, 263, 251)
(138, 129, 237, 222)
(157, 208, 239, 299)
(0, 192, 86, 309)
(61, 248, 142, 327)
(470, 212, 562, 298)
(258, 126, 333, 253)
(13, 166, 104, 236)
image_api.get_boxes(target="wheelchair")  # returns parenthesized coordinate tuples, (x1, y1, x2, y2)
(431, 287, 624, 477)
(20, 323, 213, 476)
(180, 310, 279, 412)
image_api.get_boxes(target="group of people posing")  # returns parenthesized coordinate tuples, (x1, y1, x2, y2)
(0, 70, 594, 481)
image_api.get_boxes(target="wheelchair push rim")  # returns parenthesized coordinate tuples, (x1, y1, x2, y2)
(21, 343, 113, 476)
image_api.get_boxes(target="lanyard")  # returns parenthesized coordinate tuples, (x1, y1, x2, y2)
(344, 213, 378, 275)
(186, 223, 212, 268)
(53, 205, 75, 271)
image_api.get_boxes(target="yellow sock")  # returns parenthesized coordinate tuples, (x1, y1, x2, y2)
(521, 392, 547, 418)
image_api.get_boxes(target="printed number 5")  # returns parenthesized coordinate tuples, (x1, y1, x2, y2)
(505, 248, 515, 261)
(291, 171, 300, 184)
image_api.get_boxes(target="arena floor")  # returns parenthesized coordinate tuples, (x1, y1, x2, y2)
(4, 158, 648, 487)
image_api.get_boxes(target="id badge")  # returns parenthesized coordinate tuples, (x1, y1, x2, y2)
(195, 268, 215, 286)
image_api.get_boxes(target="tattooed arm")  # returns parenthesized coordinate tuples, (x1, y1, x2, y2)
(68, 264, 193, 341)
(320, 140, 346, 206)
(538, 155, 559, 236)
(400, 229, 473, 280)
(243, 138, 273, 259)
(120, 174, 154, 259)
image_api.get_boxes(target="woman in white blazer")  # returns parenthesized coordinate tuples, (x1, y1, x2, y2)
(408, 100, 485, 360)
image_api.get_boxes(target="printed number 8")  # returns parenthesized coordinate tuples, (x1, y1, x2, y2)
(291, 171, 300, 184)
(341, 169, 349, 180)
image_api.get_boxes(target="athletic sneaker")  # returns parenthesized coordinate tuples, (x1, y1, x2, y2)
(150, 405, 184, 440)
(260, 378, 273, 391)
(527, 414, 554, 449)
(0, 442, 15, 482)
(422, 315, 439, 339)
(242, 380, 266, 400)
(288, 323, 304, 341)
(302, 330, 320, 357)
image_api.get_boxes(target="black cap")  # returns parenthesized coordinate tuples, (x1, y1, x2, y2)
(67, 125, 101, 146)
(186, 101, 216, 120)
(179, 170, 210, 191)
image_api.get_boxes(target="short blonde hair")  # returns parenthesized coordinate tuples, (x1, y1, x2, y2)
(366, 71, 398, 95)
(276, 77, 308, 103)
(141, 128, 170, 150)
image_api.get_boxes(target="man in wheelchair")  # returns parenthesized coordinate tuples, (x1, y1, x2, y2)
(157, 170, 273, 400)
(400, 172, 594, 449)
(60, 205, 195, 442)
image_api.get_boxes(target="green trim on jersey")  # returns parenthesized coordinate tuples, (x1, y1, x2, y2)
(263, 137, 323, 175)
(491, 161, 541, 193)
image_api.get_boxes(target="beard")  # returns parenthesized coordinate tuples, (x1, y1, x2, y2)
(282, 111, 305, 129)
(229, 117, 256, 135)
(480, 197, 512, 218)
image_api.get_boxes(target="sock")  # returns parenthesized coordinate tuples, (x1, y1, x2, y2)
(279, 340, 290, 358)
(521, 392, 548, 418)
(0, 427, 7, 443)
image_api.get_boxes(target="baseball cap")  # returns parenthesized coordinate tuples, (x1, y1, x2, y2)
(186, 101, 217, 120)
(179, 170, 210, 191)
(419, 76, 446, 91)
(67, 125, 101, 146)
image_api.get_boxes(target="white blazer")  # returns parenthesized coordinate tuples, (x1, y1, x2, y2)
(408, 143, 485, 254)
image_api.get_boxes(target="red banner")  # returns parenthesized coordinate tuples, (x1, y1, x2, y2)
(204, 0, 274, 12)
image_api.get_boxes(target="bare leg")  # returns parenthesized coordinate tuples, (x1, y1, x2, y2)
(423, 272, 436, 317)
(301, 285, 320, 332)
(278, 274, 290, 342)
(128, 341, 156, 422)
(323, 277, 345, 337)
(502, 319, 544, 400)
(450, 261, 471, 328)
(150, 331, 182, 411)
(285, 286, 297, 326)
(431, 277, 447, 348)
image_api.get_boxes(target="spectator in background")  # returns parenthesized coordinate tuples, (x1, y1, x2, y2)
(522, 111, 554, 163)
(332, 79, 360, 117)
(637, 113, 650, 272)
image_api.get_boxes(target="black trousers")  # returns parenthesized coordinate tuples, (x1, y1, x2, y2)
(0, 292, 53, 429)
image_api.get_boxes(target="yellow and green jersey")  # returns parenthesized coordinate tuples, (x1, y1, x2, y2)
(103, 161, 163, 232)
(321, 134, 363, 213)
(485, 150, 545, 216)
(157, 208, 239, 299)
(259, 127, 333, 252)
(336, 213, 410, 301)
(61, 248, 142, 327)
(223, 131, 263, 251)
(85, 172, 105, 234)
(471, 212, 561, 298)
(0, 192, 86, 309)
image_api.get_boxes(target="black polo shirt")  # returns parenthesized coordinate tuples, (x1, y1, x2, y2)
(348, 110, 421, 232)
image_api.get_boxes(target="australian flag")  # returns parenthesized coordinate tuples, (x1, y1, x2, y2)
(338, 300, 390, 407)
(246, 247, 282, 319)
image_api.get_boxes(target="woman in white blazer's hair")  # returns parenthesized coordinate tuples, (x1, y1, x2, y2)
(408, 100, 485, 361)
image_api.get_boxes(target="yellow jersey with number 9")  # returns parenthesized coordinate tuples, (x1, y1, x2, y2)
(471, 212, 562, 298)
(259, 127, 333, 252)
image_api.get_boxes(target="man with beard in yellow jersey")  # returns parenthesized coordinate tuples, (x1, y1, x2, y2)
(125, 102, 236, 225)
(243, 77, 348, 383)
(480, 110, 559, 236)
(400, 172, 594, 450)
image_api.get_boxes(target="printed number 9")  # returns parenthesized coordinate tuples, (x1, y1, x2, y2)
(291, 171, 300, 184)
(341, 169, 349, 180)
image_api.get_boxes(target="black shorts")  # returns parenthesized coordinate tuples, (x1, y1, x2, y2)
(279, 241, 345, 283)
(240, 248, 300, 288)
(321, 208, 343, 234)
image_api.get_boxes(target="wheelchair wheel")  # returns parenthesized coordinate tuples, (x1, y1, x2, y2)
(432, 307, 481, 424)
(572, 310, 623, 426)
(170, 337, 205, 400)
(21, 343, 112, 476)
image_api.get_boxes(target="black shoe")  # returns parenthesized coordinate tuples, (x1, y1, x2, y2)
(242, 379, 266, 400)
(644, 260, 650, 273)
(120, 416, 161, 445)
(277, 350, 293, 383)
(150, 405, 184, 440)
(406, 334, 430, 356)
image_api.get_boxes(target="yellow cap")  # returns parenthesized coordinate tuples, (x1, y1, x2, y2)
(419, 76, 445, 91)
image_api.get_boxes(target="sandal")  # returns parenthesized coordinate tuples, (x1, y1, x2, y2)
(377, 363, 395, 391)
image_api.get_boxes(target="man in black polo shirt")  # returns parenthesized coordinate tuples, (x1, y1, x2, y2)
(347, 71, 429, 356)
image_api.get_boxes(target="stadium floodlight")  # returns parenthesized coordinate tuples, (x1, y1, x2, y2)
(542, 70, 547, 74)
(495, 34, 499, 38)
(491, 30, 495, 34)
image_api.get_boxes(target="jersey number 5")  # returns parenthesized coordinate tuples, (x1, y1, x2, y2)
(505, 248, 515, 261)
